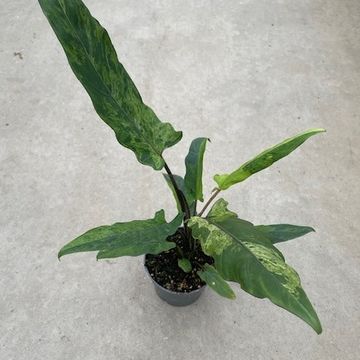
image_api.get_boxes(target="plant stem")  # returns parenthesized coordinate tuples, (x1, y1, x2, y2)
(176, 245, 184, 258)
(162, 160, 193, 249)
(163, 162, 191, 220)
(198, 188, 221, 217)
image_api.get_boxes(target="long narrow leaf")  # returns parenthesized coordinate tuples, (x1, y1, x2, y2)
(214, 129, 325, 190)
(38, 0, 182, 170)
(184, 138, 208, 202)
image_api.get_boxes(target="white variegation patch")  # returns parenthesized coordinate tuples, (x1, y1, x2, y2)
(243, 241, 301, 296)
(188, 217, 232, 256)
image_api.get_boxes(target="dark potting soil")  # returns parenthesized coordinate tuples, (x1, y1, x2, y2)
(145, 227, 213, 292)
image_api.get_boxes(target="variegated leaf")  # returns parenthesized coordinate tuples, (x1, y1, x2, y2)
(188, 199, 322, 334)
(38, 0, 182, 170)
(214, 129, 325, 190)
(58, 211, 182, 259)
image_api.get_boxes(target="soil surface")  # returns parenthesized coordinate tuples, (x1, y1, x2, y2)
(145, 227, 213, 292)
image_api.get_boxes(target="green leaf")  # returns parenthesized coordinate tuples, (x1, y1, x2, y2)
(214, 128, 325, 190)
(255, 224, 315, 244)
(188, 199, 322, 334)
(198, 264, 236, 299)
(58, 211, 182, 259)
(178, 258, 192, 273)
(38, 0, 182, 170)
(184, 138, 209, 202)
(188, 206, 284, 259)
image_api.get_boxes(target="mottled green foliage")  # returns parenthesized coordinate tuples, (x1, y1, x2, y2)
(39, 1, 324, 334)
(58, 211, 182, 259)
(184, 138, 208, 202)
(188, 199, 322, 334)
(214, 129, 325, 190)
(178, 258, 192, 273)
(38, 0, 182, 170)
(255, 224, 315, 244)
(198, 264, 236, 299)
(188, 217, 232, 256)
(207, 198, 240, 221)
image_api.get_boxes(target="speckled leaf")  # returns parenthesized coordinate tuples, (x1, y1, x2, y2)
(198, 264, 236, 300)
(184, 138, 208, 202)
(255, 224, 315, 244)
(38, 0, 182, 170)
(214, 129, 325, 190)
(58, 211, 182, 259)
(188, 217, 233, 256)
(188, 209, 284, 259)
(188, 199, 322, 334)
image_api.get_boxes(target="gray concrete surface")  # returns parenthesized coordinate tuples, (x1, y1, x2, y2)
(1, 1, 360, 359)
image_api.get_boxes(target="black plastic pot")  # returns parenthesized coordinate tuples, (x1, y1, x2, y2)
(144, 256, 206, 306)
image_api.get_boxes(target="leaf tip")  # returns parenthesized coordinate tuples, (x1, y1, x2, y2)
(176, 130, 183, 140)
(309, 128, 326, 135)
(312, 319, 323, 334)
(57, 250, 64, 261)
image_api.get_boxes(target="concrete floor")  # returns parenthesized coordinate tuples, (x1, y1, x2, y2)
(1, 0, 360, 359)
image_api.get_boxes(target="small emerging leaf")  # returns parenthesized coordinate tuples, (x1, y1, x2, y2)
(58, 211, 182, 259)
(184, 138, 209, 202)
(178, 258, 192, 273)
(255, 224, 315, 244)
(214, 128, 325, 190)
(198, 264, 236, 299)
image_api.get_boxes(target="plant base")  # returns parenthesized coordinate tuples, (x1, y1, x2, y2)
(144, 257, 206, 306)
(144, 227, 212, 306)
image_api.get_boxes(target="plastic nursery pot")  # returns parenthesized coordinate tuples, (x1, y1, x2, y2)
(144, 256, 206, 306)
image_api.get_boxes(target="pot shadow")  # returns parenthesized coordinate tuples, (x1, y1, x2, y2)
(130, 266, 243, 345)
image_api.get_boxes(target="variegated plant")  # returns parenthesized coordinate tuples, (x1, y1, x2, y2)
(39, 0, 325, 334)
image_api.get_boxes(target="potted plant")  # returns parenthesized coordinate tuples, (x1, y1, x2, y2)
(38, 0, 325, 334)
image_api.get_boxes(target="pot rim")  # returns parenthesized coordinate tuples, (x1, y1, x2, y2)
(143, 255, 206, 296)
